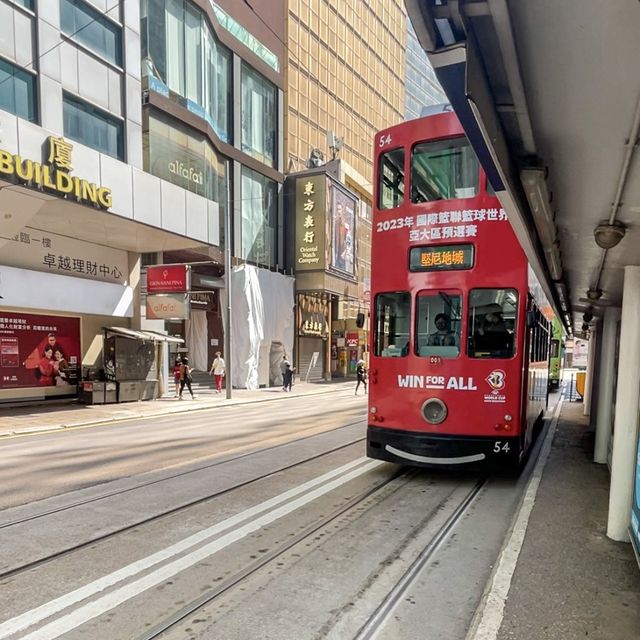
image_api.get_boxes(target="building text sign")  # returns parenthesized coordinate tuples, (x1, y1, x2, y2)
(146, 264, 191, 293)
(0, 136, 112, 209)
(295, 175, 326, 271)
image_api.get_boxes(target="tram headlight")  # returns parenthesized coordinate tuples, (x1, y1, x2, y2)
(421, 398, 448, 425)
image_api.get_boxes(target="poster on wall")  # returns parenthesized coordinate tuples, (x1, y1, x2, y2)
(0, 312, 80, 389)
(330, 185, 356, 276)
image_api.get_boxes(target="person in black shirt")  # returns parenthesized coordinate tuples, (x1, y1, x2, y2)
(355, 359, 367, 395)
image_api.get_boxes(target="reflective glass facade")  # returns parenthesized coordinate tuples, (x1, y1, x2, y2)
(241, 64, 277, 168)
(63, 93, 123, 159)
(142, 0, 231, 142)
(405, 18, 447, 120)
(241, 166, 278, 268)
(0, 58, 37, 123)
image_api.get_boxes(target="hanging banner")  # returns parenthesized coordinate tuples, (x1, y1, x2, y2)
(146, 265, 191, 293)
(0, 312, 80, 389)
(146, 293, 191, 319)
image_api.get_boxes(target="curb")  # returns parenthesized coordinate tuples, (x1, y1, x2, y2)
(0, 384, 359, 438)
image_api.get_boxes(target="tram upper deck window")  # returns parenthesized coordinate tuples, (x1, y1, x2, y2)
(378, 148, 405, 210)
(411, 137, 479, 202)
(415, 291, 462, 358)
(374, 292, 411, 357)
(468, 289, 517, 359)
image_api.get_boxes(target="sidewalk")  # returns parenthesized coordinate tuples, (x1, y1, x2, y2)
(489, 399, 640, 639)
(0, 379, 357, 437)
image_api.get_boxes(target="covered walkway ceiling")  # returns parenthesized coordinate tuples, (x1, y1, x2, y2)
(406, 0, 640, 334)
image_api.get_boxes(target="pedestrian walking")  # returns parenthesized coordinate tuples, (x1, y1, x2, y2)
(179, 356, 195, 399)
(172, 356, 182, 397)
(282, 357, 294, 392)
(209, 351, 226, 393)
(355, 359, 367, 395)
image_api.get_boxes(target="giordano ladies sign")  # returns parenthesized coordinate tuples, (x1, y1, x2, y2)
(0, 136, 112, 209)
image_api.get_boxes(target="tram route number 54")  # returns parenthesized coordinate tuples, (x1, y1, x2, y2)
(493, 441, 511, 453)
(378, 134, 393, 147)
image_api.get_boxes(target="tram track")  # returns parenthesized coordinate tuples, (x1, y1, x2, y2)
(351, 475, 488, 640)
(134, 466, 412, 640)
(0, 424, 366, 581)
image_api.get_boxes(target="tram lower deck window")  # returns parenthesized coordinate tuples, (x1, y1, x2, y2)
(467, 289, 517, 358)
(374, 292, 410, 357)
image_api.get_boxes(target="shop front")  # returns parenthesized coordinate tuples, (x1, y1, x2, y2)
(297, 292, 330, 382)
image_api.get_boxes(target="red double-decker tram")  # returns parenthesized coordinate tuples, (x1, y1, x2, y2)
(367, 108, 552, 469)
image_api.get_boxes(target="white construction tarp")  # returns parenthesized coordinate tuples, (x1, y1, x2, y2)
(226, 265, 295, 389)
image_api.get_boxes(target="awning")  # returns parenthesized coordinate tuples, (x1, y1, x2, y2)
(103, 327, 184, 344)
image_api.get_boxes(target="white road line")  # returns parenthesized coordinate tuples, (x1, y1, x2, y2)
(0, 456, 377, 639)
(466, 397, 564, 640)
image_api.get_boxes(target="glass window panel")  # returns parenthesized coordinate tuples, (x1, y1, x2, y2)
(411, 137, 479, 203)
(241, 166, 278, 268)
(468, 289, 518, 359)
(60, 0, 122, 66)
(63, 93, 123, 159)
(241, 64, 277, 167)
(184, 3, 202, 103)
(415, 292, 461, 358)
(374, 292, 411, 357)
(0, 58, 37, 122)
(378, 147, 404, 210)
(165, 0, 185, 95)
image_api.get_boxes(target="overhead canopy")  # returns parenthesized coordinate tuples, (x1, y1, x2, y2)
(103, 327, 184, 344)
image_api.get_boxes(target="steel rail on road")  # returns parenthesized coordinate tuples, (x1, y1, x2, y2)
(0, 426, 366, 581)
(135, 467, 412, 640)
(352, 476, 488, 640)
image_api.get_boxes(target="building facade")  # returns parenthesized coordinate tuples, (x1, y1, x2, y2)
(0, 0, 293, 402)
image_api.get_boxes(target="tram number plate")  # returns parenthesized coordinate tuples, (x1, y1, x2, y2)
(493, 441, 511, 453)
(429, 356, 442, 365)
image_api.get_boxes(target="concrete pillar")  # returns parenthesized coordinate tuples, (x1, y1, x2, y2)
(607, 266, 640, 541)
(594, 307, 621, 464)
(583, 325, 597, 415)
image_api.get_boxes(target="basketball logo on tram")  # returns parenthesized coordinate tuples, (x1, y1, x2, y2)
(367, 107, 553, 470)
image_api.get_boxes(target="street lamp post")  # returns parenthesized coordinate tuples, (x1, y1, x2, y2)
(224, 176, 232, 399)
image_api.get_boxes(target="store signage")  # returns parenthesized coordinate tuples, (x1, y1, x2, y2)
(146, 264, 190, 293)
(2, 227, 128, 284)
(297, 292, 329, 337)
(346, 332, 359, 348)
(189, 291, 216, 311)
(0, 312, 80, 390)
(146, 293, 191, 319)
(168, 160, 204, 186)
(0, 136, 112, 209)
(295, 175, 326, 271)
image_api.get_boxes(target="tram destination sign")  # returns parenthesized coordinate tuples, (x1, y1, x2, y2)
(409, 244, 474, 272)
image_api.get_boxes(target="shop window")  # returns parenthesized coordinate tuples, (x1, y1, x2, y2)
(241, 64, 277, 168)
(467, 289, 518, 359)
(374, 292, 410, 357)
(63, 93, 124, 160)
(0, 58, 37, 123)
(240, 166, 278, 268)
(61, 0, 122, 66)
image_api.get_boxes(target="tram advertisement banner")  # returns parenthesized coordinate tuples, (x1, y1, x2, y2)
(0, 312, 80, 389)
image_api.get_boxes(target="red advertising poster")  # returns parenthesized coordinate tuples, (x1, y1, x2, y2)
(146, 264, 190, 293)
(0, 312, 81, 389)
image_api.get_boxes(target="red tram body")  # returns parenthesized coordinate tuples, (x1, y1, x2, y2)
(367, 109, 552, 469)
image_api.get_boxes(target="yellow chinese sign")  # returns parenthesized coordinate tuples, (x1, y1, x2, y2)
(295, 175, 326, 271)
(0, 136, 112, 209)
(298, 293, 329, 337)
(409, 244, 474, 272)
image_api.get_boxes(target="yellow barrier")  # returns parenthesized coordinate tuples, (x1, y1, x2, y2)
(575, 371, 586, 398)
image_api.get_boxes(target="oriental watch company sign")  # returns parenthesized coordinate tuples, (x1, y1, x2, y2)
(295, 174, 326, 271)
(0, 136, 112, 209)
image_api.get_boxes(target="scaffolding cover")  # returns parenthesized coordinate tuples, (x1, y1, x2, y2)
(228, 265, 295, 389)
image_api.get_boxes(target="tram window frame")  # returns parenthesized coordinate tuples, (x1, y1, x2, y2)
(467, 289, 518, 359)
(410, 136, 480, 203)
(373, 291, 411, 358)
(378, 147, 405, 210)
(414, 290, 462, 359)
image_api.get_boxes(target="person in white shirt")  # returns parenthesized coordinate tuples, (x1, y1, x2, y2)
(209, 351, 226, 393)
